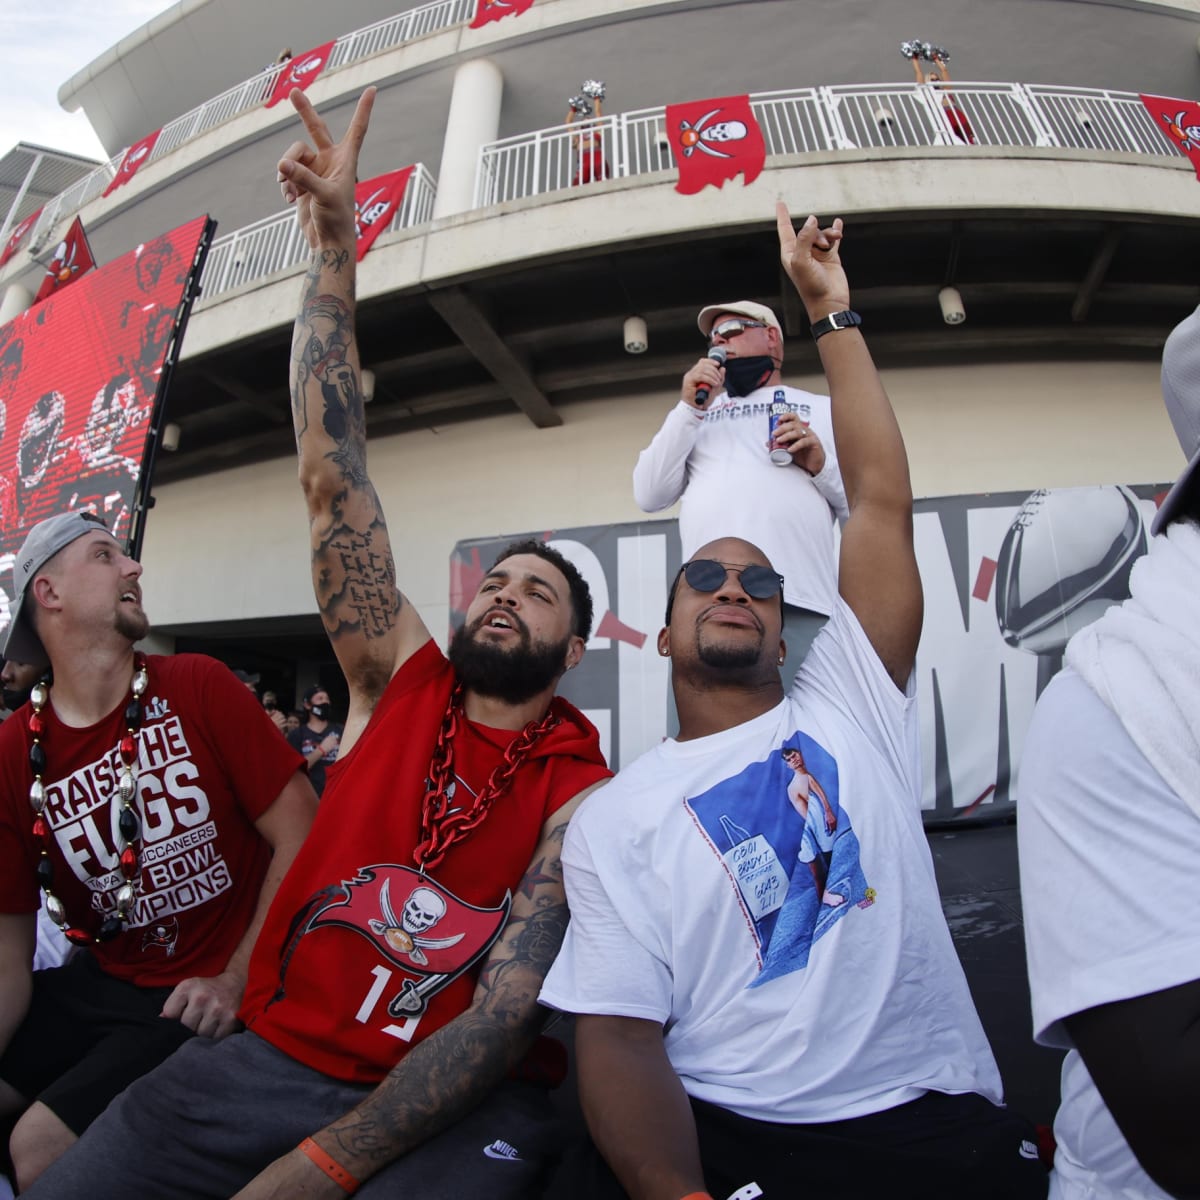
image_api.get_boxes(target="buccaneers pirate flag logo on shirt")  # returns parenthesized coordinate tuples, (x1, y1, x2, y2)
(282, 865, 510, 1017)
(665, 94, 766, 194)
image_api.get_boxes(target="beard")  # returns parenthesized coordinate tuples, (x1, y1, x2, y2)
(696, 634, 764, 670)
(448, 614, 570, 706)
(115, 606, 150, 644)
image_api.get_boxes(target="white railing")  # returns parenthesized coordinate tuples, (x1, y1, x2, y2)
(24, 0, 472, 254)
(196, 164, 436, 305)
(477, 81, 1187, 205)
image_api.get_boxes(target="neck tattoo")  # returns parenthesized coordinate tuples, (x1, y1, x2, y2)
(28, 653, 148, 945)
(414, 683, 560, 872)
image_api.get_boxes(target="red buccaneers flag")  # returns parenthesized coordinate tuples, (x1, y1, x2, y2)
(0, 206, 43, 268)
(470, 0, 536, 28)
(354, 167, 414, 261)
(306, 865, 510, 1012)
(665, 95, 766, 195)
(265, 42, 336, 108)
(103, 129, 161, 198)
(34, 218, 95, 304)
(1140, 93, 1200, 180)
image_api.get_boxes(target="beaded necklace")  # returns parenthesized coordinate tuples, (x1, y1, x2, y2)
(414, 683, 560, 872)
(27, 652, 148, 945)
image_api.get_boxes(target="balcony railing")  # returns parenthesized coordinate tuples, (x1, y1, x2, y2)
(24, 0, 473, 253)
(476, 81, 1184, 205)
(196, 164, 437, 305)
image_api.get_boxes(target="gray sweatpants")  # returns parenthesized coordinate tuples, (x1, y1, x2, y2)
(25, 1030, 561, 1199)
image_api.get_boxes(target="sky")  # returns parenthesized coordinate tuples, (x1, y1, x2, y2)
(1, 0, 169, 161)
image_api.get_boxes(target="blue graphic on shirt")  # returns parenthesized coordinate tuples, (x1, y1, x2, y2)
(686, 732, 872, 984)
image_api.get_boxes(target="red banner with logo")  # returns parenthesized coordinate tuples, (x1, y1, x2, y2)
(265, 42, 336, 109)
(102, 129, 161, 198)
(665, 95, 766, 195)
(1140, 93, 1200, 180)
(470, 0, 535, 28)
(34, 218, 96, 304)
(0, 207, 43, 268)
(0, 215, 212, 586)
(354, 167, 414, 262)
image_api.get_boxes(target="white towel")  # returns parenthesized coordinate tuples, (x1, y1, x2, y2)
(1066, 519, 1200, 819)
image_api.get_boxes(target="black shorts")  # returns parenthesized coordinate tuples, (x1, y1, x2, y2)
(546, 1089, 1049, 1200)
(0, 953, 193, 1135)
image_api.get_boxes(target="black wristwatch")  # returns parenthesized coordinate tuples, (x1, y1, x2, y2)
(810, 310, 862, 341)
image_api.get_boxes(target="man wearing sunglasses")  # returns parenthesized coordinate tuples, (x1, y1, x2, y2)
(633, 293, 848, 689)
(543, 207, 1047, 1199)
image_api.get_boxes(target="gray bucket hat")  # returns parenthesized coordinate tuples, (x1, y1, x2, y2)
(2, 511, 111, 669)
(1153, 305, 1200, 536)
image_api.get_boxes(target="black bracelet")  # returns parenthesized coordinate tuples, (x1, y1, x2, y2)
(811, 310, 862, 341)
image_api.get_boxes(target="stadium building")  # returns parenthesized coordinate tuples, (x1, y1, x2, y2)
(0, 0, 1196, 771)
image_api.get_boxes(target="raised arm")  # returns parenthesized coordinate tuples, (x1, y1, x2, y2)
(776, 205, 922, 688)
(231, 782, 605, 1199)
(279, 88, 431, 741)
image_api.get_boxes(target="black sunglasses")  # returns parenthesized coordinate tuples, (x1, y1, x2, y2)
(666, 558, 785, 621)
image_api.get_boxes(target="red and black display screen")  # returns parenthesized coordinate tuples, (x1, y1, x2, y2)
(0, 214, 213, 609)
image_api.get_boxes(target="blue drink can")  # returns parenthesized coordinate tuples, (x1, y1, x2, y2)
(768, 390, 792, 466)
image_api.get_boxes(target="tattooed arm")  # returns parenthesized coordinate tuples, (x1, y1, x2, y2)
(231, 783, 605, 1200)
(280, 87, 430, 750)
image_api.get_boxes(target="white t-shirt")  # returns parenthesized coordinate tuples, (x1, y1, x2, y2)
(632, 386, 848, 615)
(542, 602, 1001, 1122)
(1019, 668, 1200, 1200)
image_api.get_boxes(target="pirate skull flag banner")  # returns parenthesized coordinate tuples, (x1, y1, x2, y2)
(354, 167, 414, 262)
(102, 128, 162, 198)
(470, 0, 536, 29)
(34, 217, 96, 304)
(265, 41, 337, 108)
(665, 94, 766, 195)
(0, 214, 213, 612)
(1140, 93, 1200, 180)
(0, 206, 43, 269)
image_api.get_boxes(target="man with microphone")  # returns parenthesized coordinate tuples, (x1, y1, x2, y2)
(633, 301, 848, 683)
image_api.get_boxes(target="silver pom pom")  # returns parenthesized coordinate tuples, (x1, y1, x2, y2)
(568, 94, 593, 115)
(581, 79, 607, 100)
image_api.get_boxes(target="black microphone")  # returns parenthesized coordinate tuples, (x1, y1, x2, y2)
(694, 345, 727, 406)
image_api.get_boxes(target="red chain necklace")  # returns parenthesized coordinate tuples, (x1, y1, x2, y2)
(414, 683, 560, 872)
(27, 652, 148, 945)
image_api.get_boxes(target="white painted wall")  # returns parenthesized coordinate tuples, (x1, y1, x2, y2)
(139, 356, 1182, 640)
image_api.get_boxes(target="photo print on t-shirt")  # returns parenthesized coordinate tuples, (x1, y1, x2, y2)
(686, 731, 873, 983)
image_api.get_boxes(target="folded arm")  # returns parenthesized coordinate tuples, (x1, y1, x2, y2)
(231, 783, 603, 1199)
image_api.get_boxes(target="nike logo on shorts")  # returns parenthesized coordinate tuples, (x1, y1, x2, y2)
(483, 1139, 522, 1161)
(1019, 1139, 1040, 1160)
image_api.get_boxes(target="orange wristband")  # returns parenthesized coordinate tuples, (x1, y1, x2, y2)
(298, 1137, 359, 1194)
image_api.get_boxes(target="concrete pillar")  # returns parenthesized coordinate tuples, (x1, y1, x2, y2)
(0, 284, 34, 327)
(433, 57, 503, 219)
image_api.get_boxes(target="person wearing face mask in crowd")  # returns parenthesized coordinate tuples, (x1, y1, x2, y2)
(286, 686, 343, 798)
(633, 300, 849, 688)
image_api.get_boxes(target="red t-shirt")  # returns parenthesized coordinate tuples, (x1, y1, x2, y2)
(240, 640, 610, 1083)
(0, 654, 303, 986)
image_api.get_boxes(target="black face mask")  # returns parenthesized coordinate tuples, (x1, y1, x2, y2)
(310, 703, 331, 720)
(723, 355, 776, 397)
